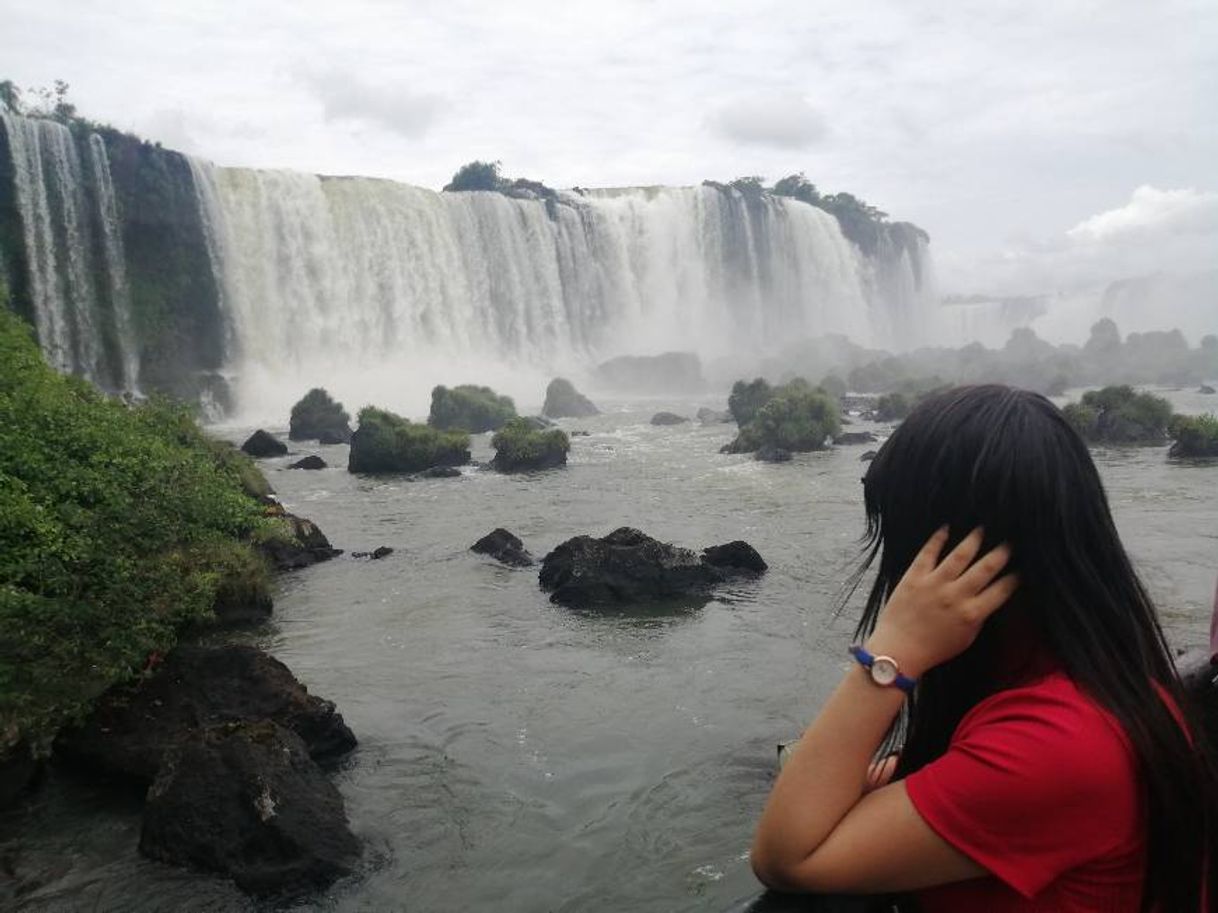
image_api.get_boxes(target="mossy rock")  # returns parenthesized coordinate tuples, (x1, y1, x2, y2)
(723, 388, 841, 453)
(1062, 386, 1173, 444)
(289, 388, 351, 442)
(490, 418, 570, 472)
(1168, 414, 1218, 458)
(428, 384, 516, 433)
(350, 406, 470, 473)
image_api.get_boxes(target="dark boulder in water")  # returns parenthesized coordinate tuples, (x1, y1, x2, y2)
(538, 527, 765, 607)
(755, 446, 792, 463)
(860, 450, 878, 462)
(650, 411, 689, 426)
(1199, 385, 1216, 395)
(834, 431, 878, 445)
(702, 541, 768, 575)
(418, 465, 462, 478)
(288, 455, 327, 470)
(56, 645, 357, 782)
(318, 429, 350, 445)
(241, 429, 288, 458)
(258, 513, 342, 570)
(542, 378, 600, 418)
(352, 546, 394, 560)
(139, 721, 359, 897)
(472, 528, 534, 567)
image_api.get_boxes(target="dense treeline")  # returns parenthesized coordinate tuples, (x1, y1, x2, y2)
(763, 318, 1218, 399)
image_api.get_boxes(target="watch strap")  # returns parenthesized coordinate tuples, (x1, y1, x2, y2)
(849, 644, 917, 694)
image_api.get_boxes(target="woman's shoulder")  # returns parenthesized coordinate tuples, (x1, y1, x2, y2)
(954, 669, 1135, 763)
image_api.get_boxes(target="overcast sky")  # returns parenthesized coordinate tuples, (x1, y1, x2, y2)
(2, 0, 1216, 297)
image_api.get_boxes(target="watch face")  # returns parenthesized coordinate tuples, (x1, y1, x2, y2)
(871, 657, 899, 686)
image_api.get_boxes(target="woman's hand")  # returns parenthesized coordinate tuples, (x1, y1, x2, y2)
(866, 526, 1019, 680)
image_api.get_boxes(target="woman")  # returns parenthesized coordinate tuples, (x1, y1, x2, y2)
(750, 385, 1214, 912)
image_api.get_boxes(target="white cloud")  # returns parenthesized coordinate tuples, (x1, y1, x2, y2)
(708, 92, 828, 149)
(1066, 185, 1218, 243)
(298, 67, 442, 139)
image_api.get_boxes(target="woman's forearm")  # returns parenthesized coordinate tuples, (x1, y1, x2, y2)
(751, 663, 906, 886)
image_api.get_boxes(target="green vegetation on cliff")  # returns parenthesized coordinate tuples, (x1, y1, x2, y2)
(0, 308, 271, 746)
(490, 418, 570, 472)
(428, 384, 517, 433)
(1062, 386, 1174, 444)
(349, 406, 470, 473)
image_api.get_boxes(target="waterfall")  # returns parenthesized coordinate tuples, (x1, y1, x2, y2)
(184, 165, 933, 413)
(87, 133, 138, 392)
(2, 108, 939, 415)
(0, 113, 138, 390)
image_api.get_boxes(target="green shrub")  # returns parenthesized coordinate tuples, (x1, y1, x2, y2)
(349, 406, 470, 473)
(288, 387, 351, 441)
(490, 418, 569, 472)
(1063, 385, 1173, 444)
(728, 378, 773, 427)
(0, 310, 269, 746)
(428, 384, 517, 433)
(724, 388, 841, 453)
(1168, 414, 1218, 459)
(875, 391, 913, 422)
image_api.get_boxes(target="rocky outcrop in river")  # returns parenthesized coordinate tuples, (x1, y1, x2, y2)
(538, 527, 766, 607)
(542, 378, 599, 418)
(472, 528, 535, 567)
(139, 720, 359, 897)
(56, 645, 357, 781)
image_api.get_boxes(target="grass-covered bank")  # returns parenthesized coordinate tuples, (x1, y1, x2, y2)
(0, 306, 276, 753)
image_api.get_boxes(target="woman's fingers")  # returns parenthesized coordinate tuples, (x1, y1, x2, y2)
(966, 572, 1020, 621)
(952, 542, 1013, 596)
(935, 527, 985, 579)
(912, 526, 950, 573)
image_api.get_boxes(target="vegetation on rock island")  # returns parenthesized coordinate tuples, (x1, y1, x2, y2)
(0, 307, 277, 750)
(1063, 386, 1174, 445)
(1168, 414, 1218, 459)
(428, 384, 517, 433)
(724, 378, 841, 453)
(349, 406, 470, 473)
(490, 417, 570, 472)
(289, 388, 352, 442)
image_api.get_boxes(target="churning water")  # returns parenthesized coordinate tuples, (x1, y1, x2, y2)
(3, 389, 1215, 913)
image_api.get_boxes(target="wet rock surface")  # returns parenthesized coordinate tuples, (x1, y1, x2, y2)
(139, 720, 359, 897)
(539, 527, 765, 607)
(650, 412, 689, 426)
(56, 645, 357, 782)
(754, 446, 792, 463)
(241, 429, 288, 458)
(289, 455, 327, 470)
(471, 528, 534, 567)
(259, 513, 343, 570)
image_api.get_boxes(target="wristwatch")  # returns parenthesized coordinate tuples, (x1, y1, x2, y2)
(849, 645, 917, 694)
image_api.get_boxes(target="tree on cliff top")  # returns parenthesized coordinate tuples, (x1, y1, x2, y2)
(444, 160, 505, 193)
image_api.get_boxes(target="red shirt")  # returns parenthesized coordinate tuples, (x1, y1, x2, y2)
(906, 671, 1145, 912)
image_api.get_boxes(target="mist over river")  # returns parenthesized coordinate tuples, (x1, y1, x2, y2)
(3, 389, 1215, 913)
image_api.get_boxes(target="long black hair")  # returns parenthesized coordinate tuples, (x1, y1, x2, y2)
(850, 385, 1214, 912)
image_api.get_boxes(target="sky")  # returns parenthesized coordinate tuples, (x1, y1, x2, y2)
(2, 0, 1216, 298)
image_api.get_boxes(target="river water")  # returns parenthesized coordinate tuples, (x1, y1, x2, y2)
(4, 389, 1216, 912)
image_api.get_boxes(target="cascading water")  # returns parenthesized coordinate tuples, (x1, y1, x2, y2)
(2, 110, 937, 415)
(0, 112, 138, 391)
(87, 132, 138, 392)
(188, 165, 936, 416)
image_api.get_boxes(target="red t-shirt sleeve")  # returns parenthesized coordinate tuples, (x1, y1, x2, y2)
(904, 675, 1139, 898)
